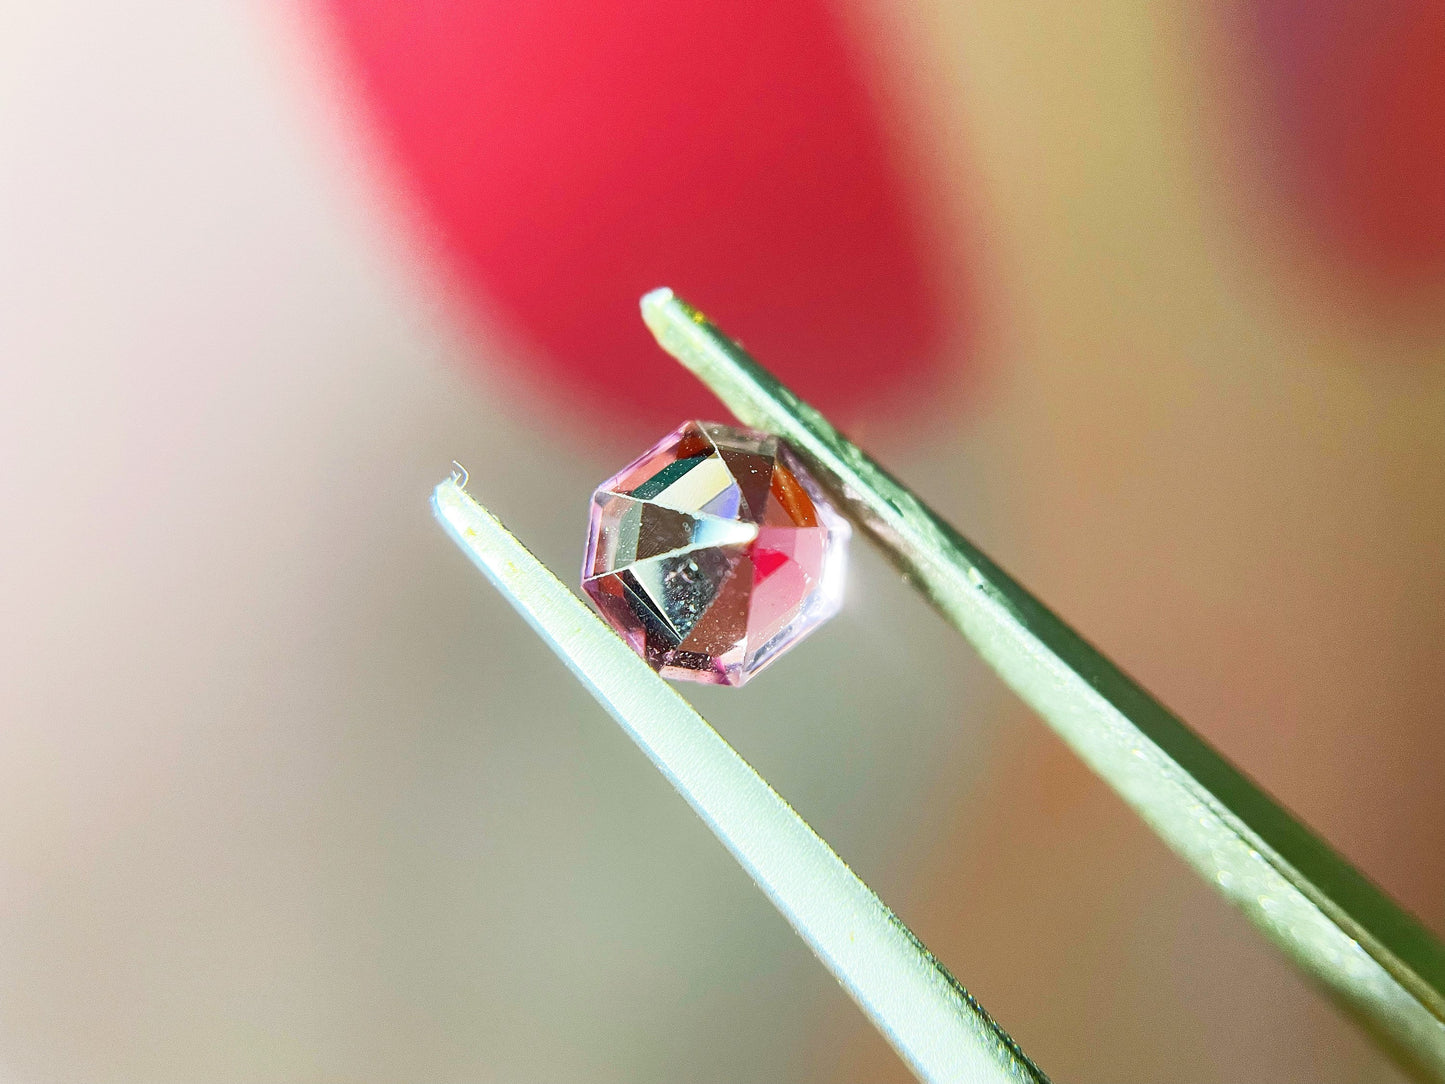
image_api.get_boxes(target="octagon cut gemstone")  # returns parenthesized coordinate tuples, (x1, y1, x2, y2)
(582, 421, 850, 686)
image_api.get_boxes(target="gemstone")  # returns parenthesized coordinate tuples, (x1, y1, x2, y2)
(582, 421, 850, 686)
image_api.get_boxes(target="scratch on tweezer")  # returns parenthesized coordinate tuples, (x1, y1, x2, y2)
(430, 478, 1046, 1084)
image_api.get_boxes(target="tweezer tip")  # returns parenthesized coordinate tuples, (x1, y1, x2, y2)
(640, 285, 675, 313)
(639, 286, 682, 335)
(641, 286, 722, 378)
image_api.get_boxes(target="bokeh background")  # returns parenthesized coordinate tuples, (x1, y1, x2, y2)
(4, 0, 1444, 1080)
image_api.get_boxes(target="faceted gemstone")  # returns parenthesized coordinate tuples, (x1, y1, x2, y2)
(582, 421, 850, 686)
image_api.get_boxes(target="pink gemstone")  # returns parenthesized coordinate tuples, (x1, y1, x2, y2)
(582, 421, 850, 686)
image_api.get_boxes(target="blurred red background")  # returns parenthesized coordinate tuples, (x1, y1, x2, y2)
(322, 0, 956, 424)
(1252, 0, 1445, 283)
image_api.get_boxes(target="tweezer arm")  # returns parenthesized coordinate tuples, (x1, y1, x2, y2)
(432, 479, 1046, 1084)
(641, 288, 1445, 1079)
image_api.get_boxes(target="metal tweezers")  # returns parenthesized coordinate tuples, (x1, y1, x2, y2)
(432, 288, 1445, 1082)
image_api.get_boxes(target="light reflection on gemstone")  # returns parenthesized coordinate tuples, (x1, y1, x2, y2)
(582, 421, 850, 686)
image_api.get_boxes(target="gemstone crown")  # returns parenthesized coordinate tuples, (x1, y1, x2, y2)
(582, 420, 849, 686)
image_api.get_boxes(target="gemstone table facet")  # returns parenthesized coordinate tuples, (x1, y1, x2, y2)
(582, 421, 850, 686)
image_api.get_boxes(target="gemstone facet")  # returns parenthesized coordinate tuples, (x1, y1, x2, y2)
(582, 421, 850, 686)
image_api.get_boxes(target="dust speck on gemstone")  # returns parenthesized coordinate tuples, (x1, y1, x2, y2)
(581, 420, 850, 686)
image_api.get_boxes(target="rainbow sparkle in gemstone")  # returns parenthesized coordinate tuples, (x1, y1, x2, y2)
(582, 421, 850, 686)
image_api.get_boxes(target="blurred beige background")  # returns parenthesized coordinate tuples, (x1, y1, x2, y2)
(3, 1, 1444, 1082)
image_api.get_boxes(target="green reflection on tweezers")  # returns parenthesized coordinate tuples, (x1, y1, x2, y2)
(640, 287, 1445, 1080)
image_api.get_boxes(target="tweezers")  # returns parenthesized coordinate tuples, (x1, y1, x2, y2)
(432, 287, 1445, 1082)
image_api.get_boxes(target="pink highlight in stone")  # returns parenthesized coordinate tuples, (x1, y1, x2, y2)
(582, 421, 850, 686)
